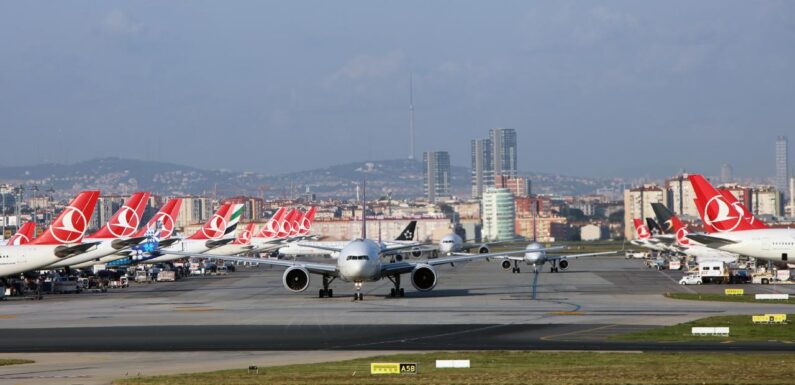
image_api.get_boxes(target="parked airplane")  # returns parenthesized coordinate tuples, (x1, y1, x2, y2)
(2, 222, 36, 246)
(0, 191, 100, 277)
(629, 218, 669, 252)
(45, 192, 151, 269)
(204, 222, 257, 256)
(717, 189, 768, 230)
(686, 174, 794, 264)
(650, 203, 738, 263)
(167, 184, 549, 300)
(70, 198, 182, 268)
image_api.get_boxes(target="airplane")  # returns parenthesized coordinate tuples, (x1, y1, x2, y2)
(492, 242, 618, 273)
(203, 222, 257, 256)
(629, 218, 669, 252)
(437, 232, 518, 255)
(166, 183, 553, 300)
(140, 203, 245, 264)
(69, 198, 182, 269)
(717, 188, 768, 230)
(0, 191, 101, 278)
(1, 222, 36, 246)
(685, 174, 794, 264)
(650, 202, 738, 263)
(44, 192, 151, 270)
(277, 220, 418, 259)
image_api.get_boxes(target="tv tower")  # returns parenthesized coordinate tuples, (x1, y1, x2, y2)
(408, 73, 415, 161)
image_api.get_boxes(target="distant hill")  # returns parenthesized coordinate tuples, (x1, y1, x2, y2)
(0, 157, 621, 199)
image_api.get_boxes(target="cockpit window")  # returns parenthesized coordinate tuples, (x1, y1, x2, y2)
(346, 255, 369, 261)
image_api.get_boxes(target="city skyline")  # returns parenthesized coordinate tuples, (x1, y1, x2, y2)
(0, 2, 793, 179)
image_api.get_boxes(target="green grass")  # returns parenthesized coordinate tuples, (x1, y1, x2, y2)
(665, 292, 795, 305)
(0, 359, 34, 366)
(115, 351, 795, 385)
(614, 314, 795, 342)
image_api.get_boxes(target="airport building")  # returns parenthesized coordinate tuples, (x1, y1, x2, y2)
(481, 187, 516, 241)
(422, 151, 451, 203)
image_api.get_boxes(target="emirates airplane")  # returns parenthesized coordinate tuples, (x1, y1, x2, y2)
(0, 191, 100, 277)
(45, 192, 151, 269)
(686, 174, 794, 263)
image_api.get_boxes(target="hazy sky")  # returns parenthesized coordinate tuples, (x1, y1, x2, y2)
(1, 1, 793, 178)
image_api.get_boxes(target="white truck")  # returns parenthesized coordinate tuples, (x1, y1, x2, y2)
(698, 261, 728, 284)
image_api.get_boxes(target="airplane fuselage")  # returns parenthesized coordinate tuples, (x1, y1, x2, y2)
(707, 229, 795, 263)
(0, 244, 72, 277)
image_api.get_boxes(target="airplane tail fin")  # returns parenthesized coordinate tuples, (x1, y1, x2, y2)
(89, 192, 151, 239)
(394, 221, 417, 241)
(134, 198, 182, 239)
(646, 217, 663, 235)
(651, 203, 690, 246)
(688, 174, 755, 233)
(234, 222, 256, 245)
(298, 207, 316, 236)
(223, 203, 245, 237)
(633, 218, 651, 240)
(7, 221, 36, 245)
(288, 210, 303, 237)
(256, 207, 285, 238)
(277, 208, 299, 238)
(31, 191, 101, 245)
(718, 188, 768, 230)
(187, 203, 233, 240)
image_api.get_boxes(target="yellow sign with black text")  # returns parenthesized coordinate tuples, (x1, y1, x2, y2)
(724, 288, 744, 296)
(370, 362, 418, 375)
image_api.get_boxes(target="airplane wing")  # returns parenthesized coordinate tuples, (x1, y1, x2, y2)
(460, 238, 523, 250)
(545, 250, 620, 261)
(686, 234, 738, 247)
(380, 247, 560, 276)
(380, 243, 427, 254)
(165, 251, 338, 275)
(158, 238, 182, 248)
(110, 236, 148, 250)
(450, 245, 566, 260)
(206, 238, 236, 248)
(296, 243, 343, 253)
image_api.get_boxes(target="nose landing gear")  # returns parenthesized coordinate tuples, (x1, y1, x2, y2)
(353, 281, 364, 301)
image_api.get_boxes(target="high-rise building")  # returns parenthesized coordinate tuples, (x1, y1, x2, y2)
(622, 185, 666, 239)
(423, 151, 451, 202)
(481, 187, 515, 241)
(490, 128, 518, 179)
(470, 138, 492, 198)
(720, 163, 733, 183)
(775, 136, 789, 199)
(495, 175, 531, 198)
(665, 174, 698, 219)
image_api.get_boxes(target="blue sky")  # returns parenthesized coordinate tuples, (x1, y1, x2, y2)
(0, 1, 793, 178)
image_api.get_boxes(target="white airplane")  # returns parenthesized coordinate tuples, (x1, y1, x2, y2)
(629, 218, 670, 252)
(246, 207, 314, 253)
(168, 184, 550, 300)
(45, 192, 151, 270)
(493, 242, 618, 273)
(650, 202, 738, 263)
(1, 222, 36, 246)
(0, 191, 101, 278)
(686, 174, 794, 264)
(203, 222, 256, 256)
(142, 203, 245, 264)
(278, 220, 418, 259)
(70, 198, 182, 268)
(437, 232, 518, 255)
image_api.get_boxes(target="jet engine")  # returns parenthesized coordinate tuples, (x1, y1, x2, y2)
(478, 245, 490, 254)
(411, 247, 423, 258)
(501, 260, 512, 270)
(558, 258, 569, 270)
(283, 266, 310, 292)
(410, 264, 438, 291)
(395, 254, 404, 262)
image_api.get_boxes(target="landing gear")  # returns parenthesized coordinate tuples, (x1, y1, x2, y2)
(319, 275, 335, 298)
(387, 275, 405, 297)
(353, 281, 364, 301)
(550, 260, 559, 273)
(511, 260, 521, 274)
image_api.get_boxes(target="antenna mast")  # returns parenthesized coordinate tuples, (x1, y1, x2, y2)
(408, 73, 415, 161)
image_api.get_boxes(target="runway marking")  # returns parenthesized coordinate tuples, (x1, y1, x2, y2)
(0, 314, 16, 319)
(549, 311, 585, 315)
(540, 324, 621, 341)
(174, 307, 220, 312)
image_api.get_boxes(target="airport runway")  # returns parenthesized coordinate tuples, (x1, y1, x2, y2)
(1, 257, 793, 353)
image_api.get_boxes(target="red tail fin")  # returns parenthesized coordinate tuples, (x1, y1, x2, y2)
(88, 192, 151, 239)
(233, 223, 256, 245)
(718, 189, 768, 230)
(289, 210, 303, 237)
(298, 207, 316, 236)
(688, 174, 755, 233)
(187, 203, 232, 240)
(255, 207, 285, 238)
(276, 209, 298, 238)
(134, 198, 182, 239)
(30, 191, 101, 245)
(668, 215, 690, 246)
(7, 222, 36, 245)
(633, 218, 651, 239)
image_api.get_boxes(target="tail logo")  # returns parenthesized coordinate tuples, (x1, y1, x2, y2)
(663, 219, 675, 232)
(676, 227, 690, 245)
(153, 212, 175, 239)
(403, 229, 414, 240)
(239, 229, 252, 244)
(9, 234, 30, 246)
(202, 214, 227, 240)
(107, 206, 141, 238)
(637, 224, 650, 238)
(703, 195, 742, 232)
(49, 206, 88, 243)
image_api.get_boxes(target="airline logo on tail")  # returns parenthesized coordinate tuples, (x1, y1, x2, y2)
(257, 207, 285, 238)
(135, 198, 181, 239)
(676, 226, 690, 246)
(718, 189, 767, 230)
(234, 223, 256, 245)
(7, 222, 35, 245)
(277, 209, 298, 238)
(633, 218, 650, 239)
(689, 174, 754, 233)
(298, 207, 316, 236)
(202, 213, 228, 240)
(97, 192, 151, 238)
(31, 191, 100, 245)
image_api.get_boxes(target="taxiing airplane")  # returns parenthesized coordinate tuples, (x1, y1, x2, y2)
(493, 242, 617, 273)
(278, 220, 418, 259)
